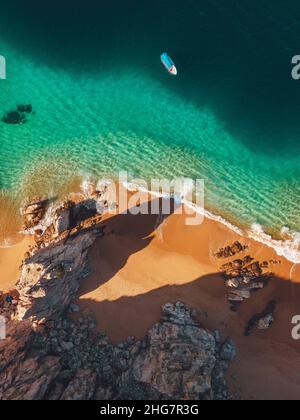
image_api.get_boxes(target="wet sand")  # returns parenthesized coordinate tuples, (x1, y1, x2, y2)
(77, 192, 300, 400)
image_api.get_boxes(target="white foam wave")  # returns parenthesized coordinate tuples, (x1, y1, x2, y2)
(34, 176, 300, 265)
(122, 180, 300, 264)
(248, 224, 300, 264)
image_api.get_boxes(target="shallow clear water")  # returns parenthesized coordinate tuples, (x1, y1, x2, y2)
(0, 0, 299, 239)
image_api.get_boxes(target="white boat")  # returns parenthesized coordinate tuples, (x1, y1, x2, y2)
(160, 52, 177, 76)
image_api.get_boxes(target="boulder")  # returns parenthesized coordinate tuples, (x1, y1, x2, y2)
(122, 302, 236, 400)
(54, 204, 71, 234)
(245, 301, 276, 336)
(2, 110, 26, 125)
(256, 314, 274, 330)
(22, 198, 49, 230)
(16, 227, 99, 321)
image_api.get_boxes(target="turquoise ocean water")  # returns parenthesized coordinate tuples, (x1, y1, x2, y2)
(0, 1, 300, 260)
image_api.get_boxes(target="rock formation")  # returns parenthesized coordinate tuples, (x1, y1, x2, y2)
(218, 254, 275, 310)
(215, 241, 248, 259)
(0, 302, 236, 400)
(22, 197, 50, 230)
(245, 301, 276, 336)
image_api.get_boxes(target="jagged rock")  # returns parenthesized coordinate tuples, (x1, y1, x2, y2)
(0, 302, 236, 400)
(71, 199, 98, 226)
(227, 289, 251, 303)
(16, 228, 99, 321)
(0, 321, 61, 400)
(215, 242, 247, 259)
(54, 203, 72, 234)
(256, 314, 274, 330)
(225, 278, 240, 288)
(220, 338, 237, 363)
(245, 301, 276, 336)
(121, 302, 235, 400)
(22, 198, 49, 230)
(60, 369, 97, 400)
(220, 248, 274, 309)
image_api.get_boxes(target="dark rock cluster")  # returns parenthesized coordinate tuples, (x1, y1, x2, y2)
(220, 255, 274, 310)
(215, 241, 248, 259)
(0, 302, 236, 400)
(2, 104, 33, 125)
(244, 301, 276, 336)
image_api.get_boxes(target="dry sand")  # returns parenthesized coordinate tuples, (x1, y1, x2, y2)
(77, 191, 300, 400)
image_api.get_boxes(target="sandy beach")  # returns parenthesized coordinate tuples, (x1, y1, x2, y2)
(74, 190, 300, 400)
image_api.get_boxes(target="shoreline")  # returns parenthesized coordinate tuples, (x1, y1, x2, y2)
(1, 174, 300, 264)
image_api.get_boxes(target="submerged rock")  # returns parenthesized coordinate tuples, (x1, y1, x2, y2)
(2, 105, 33, 125)
(2, 110, 26, 125)
(119, 302, 236, 400)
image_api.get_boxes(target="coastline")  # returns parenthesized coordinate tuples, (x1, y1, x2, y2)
(1, 173, 300, 264)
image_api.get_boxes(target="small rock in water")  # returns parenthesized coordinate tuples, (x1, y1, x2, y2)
(2, 110, 26, 125)
(2, 104, 33, 125)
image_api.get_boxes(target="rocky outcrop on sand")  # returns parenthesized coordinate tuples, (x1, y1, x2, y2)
(245, 301, 276, 336)
(216, 246, 276, 310)
(22, 197, 50, 230)
(17, 198, 106, 321)
(117, 302, 236, 400)
(0, 302, 236, 400)
(16, 227, 100, 321)
(0, 321, 61, 400)
(215, 241, 248, 259)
